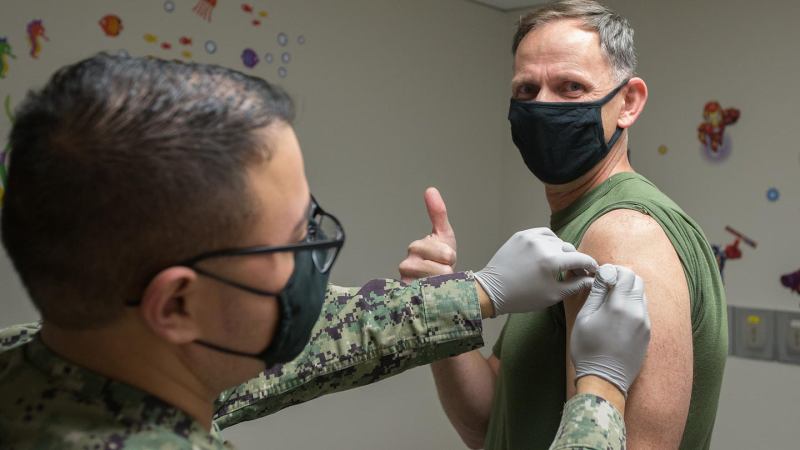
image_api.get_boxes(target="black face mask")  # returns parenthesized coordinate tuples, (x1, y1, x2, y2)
(127, 196, 345, 367)
(508, 81, 629, 185)
(192, 249, 330, 365)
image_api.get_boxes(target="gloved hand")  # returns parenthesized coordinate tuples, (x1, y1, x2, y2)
(474, 228, 598, 316)
(571, 264, 651, 396)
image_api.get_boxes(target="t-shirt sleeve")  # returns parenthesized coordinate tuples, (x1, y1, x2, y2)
(493, 322, 507, 357)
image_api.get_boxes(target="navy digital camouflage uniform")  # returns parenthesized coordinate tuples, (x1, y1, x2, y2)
(0, 272, 625, 449)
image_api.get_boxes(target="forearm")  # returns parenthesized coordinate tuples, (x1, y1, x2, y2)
(431, 351, 497, 449)
(549, 385, 626, 450)
(214, 272, 484, 429)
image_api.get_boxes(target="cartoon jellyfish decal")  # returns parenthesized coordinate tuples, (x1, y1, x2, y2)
(193, 0, 218, 22)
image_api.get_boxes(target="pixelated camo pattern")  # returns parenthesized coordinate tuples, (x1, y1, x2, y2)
(0, 323, 232, 450)
(214, 272, 483, 428)
(0, 273, 483, 448)
(549, 393, 626, 450)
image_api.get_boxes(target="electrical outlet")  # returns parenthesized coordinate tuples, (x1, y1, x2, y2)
(732, 308, 775, 361)
(727, 305, 735, 355)
(776, 311, 800, 364)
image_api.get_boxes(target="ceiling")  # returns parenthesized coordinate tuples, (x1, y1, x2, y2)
(468, 0, 545, 11)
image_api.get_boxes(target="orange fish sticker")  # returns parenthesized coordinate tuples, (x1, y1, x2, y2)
(99, 14, 123, 37)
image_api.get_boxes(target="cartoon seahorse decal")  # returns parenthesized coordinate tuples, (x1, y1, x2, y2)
(27, 19, 49, 59)
(1, 95, 13, 205)
(0, 38, 16, 79)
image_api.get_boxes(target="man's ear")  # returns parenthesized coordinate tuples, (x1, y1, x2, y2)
(618, 77, 648, 129)
(139, 267, 202, 345)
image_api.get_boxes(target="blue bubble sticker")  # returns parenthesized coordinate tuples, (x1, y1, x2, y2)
(265, 52, 273, 64)
(164, 1, 176, 13)
(281, 52, 291, 64)
(767, 187, 780, 202)
(204, 40, 217, 54)
(297, 35, 305, 45)
(277, 32, 288, 47)
(278, 66, 287, 78)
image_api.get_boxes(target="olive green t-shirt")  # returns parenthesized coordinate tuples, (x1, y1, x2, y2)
(486, 172, 727, 450)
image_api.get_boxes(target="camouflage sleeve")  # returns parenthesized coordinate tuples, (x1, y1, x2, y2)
(549, 394, 626, 450)
(213, 271, 483, 429)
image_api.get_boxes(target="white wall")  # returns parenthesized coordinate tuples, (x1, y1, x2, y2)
(502, 1, 800, 448)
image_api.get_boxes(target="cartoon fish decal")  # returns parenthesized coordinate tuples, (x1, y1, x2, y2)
(26, 19, 49, 59)
(252, 19, 261, 27)
(161, 42, 172, 50)
(0, 38, 16, 79)
(99, 14, 124, 37)
(144, 33, 159, 44)
(179, 36, 193, 46)
(242, 3, 254, 13)
(181, 50, 192, 59)
(241, 48, 259, 68)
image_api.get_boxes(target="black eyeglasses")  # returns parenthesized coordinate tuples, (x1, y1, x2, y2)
(181, 195, 345, 274)
(126, 196, 344, 306)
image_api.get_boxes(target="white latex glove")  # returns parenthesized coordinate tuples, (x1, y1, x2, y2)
(474, 228, 598, 316)
(571, 264, 651, 396)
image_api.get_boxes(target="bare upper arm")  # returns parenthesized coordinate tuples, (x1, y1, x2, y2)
(488, 354, 500, 377)
(564, 208, 692, 449)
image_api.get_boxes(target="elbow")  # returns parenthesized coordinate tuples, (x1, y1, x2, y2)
(464, 438, 485, 450)
(454, 422, 488, 449)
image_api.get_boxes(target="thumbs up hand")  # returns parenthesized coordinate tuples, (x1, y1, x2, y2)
(399, 187, 458, 282)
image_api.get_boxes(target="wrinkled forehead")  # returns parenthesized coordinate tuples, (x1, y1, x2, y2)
(513, 19, 614, 81)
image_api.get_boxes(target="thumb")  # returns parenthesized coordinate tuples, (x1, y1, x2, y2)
(580, 265, 618, 315)
(424, 187, 455, 246)
(561, 275, 595, 298)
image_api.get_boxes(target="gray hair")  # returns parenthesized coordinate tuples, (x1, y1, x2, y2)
(512, 0, 637, 82)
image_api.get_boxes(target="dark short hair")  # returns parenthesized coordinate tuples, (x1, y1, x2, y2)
(512, 0, 636, 82)
(2, 53, 295, 329)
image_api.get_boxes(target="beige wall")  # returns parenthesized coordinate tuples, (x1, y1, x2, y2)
(0, 0, 511, 449)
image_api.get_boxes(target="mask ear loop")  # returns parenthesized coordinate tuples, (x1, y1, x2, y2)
(601, 79, 631, 151)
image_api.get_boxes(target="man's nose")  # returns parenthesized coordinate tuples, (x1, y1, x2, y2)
(534, 88, 561, 102)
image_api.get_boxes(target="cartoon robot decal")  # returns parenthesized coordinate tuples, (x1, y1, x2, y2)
(0, 38, 15, 79)
(781, 269, 800, 295)
(712, 226, 757, 280)
(698, 101, 740, 162)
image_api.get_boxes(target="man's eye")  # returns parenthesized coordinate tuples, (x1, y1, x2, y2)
(514, 84, 538, 100)
(565, 82, 583, 92)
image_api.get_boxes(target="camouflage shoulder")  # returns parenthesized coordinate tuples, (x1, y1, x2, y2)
(0, 322, 41, 352)
(549, 393, 626, 450)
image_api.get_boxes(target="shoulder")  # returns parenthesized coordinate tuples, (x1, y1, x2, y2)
(580, 208, 676, 266)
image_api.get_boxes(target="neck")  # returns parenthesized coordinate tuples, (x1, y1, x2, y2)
(545, 137, 634, 213)
(40, 317, 217, 430)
